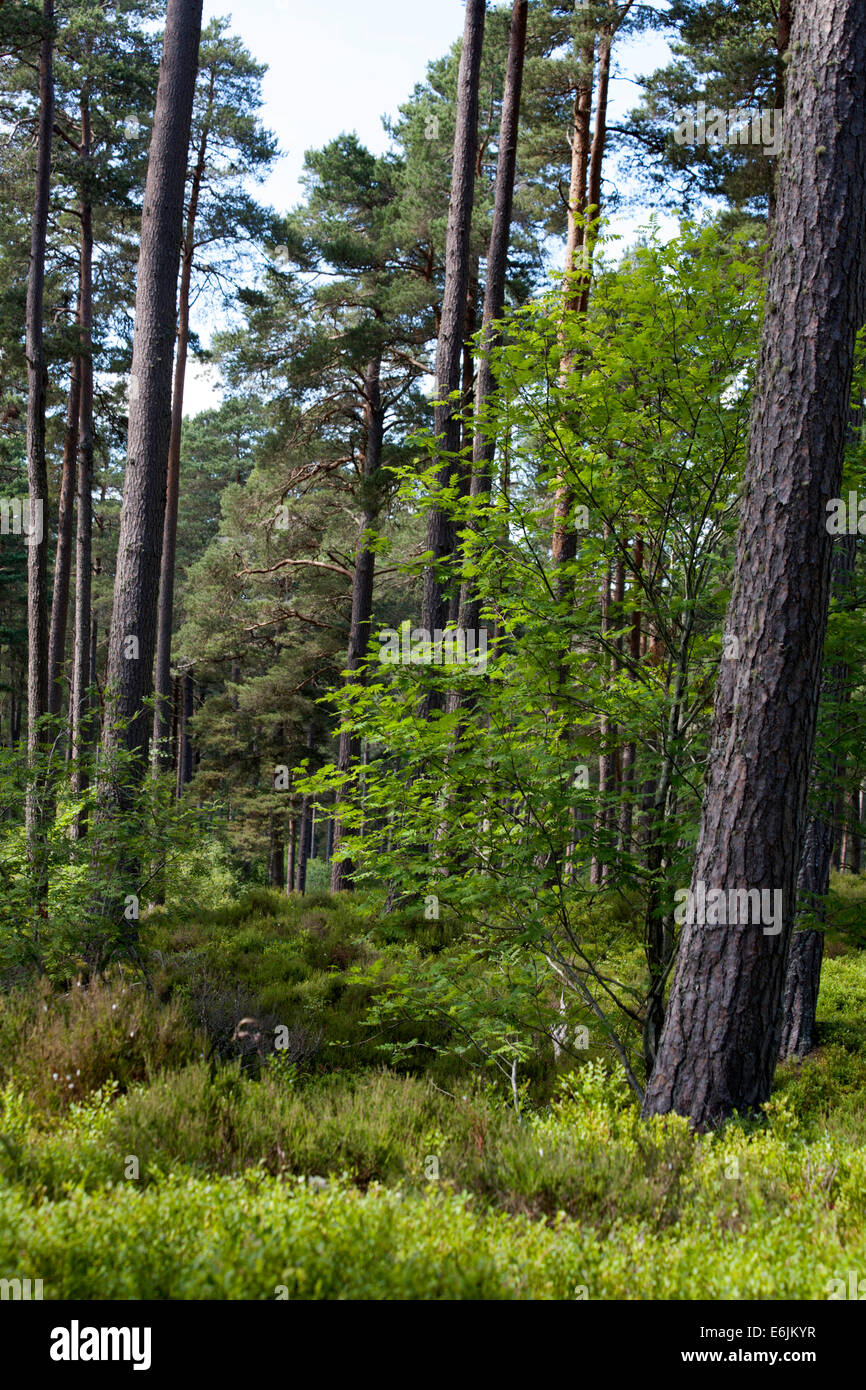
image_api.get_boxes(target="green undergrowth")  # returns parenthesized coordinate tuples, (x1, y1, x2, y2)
(0, 891, 865, 1299)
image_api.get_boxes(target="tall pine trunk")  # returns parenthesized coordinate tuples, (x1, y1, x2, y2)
(70, 81, 94, 840)
(643, 0, 866, 1127)
(25, 0, 55, 916)
(152, 77, 213, 772)
(96, 0, 202, 854)
(48, 348, 82, 718)
(420, 0, 485, 641)
(458, 0, 528, 639)
(551, 23, 594, 586)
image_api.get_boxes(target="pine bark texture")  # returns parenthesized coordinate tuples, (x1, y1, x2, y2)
(643, 0, 866, 1127)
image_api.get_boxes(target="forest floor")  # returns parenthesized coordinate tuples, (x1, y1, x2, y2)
(1, 880, 865, 1299)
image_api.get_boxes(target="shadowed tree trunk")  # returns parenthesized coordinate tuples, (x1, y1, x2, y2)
(331, 357, 384, 891)
(286, 811, 297, 895)
(268, 816, 284, 890)
(842, 785, 862, 874)
(296, 722, 316, 895)
(643, 0, 866, 1127)
(175, 668, 193, 795)
(779, 531, 857, 1056)
(24, 0, 55, 912)
(48, 349, 81, 718)
(420, 0, 485, 643)
(778, 812, 831, 1060)
(96, 0, 202, 843)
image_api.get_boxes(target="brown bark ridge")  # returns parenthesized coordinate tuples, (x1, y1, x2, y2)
(152, 71, 214, 772)
(643, 0, 866, 1127)
(420, 0, 485, 641)
(331, 357, 384, 892)
(98, 0, 203, 808)
(458, 0, 528, 641)
(25, 0, 55, 896)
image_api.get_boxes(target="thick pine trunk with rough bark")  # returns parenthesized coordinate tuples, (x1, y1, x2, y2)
(420, 0, 485, 640)
(643, 0, 866, 1127)
(97, 0, 202, 823)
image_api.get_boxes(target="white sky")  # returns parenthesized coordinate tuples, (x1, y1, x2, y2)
(185, 0, 673, 415)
